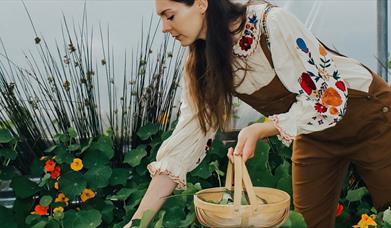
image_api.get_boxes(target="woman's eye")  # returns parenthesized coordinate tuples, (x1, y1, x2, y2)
(167, 15, 175, 21)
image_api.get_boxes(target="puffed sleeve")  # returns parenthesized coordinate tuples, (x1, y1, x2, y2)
(265, 7, 348, 146)
(147, 75, 217, 190)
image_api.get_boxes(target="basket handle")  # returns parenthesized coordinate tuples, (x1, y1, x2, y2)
(225, 155, 258, 208)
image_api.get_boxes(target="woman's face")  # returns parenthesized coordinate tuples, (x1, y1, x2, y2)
(155, 0, 208, 46)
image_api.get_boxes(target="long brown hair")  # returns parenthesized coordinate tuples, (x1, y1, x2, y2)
(173, 0, 247, 134)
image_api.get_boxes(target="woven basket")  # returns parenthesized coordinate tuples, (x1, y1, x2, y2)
(194, 155, 290, 227)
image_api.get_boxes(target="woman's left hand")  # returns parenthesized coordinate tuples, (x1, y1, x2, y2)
(227, 121, 279, 163)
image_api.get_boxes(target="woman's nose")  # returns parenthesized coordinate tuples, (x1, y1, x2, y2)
(162, 20, 172, 33)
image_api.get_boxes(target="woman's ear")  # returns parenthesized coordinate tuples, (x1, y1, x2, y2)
(196, 0, 208, 15)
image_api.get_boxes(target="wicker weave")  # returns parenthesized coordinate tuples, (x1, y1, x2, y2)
(194, 155, 290, 227)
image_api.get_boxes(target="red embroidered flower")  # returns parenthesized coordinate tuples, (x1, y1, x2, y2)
(335, 81, 346, 92)
(239, 36, 253, 51)
(314, 103, 327, 113)
(336, 203, 343, 217)
(299, 72, 316, 95)
(44, 159, 56, 172)
(50, 166, 61, 180)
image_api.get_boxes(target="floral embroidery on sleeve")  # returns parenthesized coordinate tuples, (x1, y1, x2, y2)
(296, 38, 348, 127)
(233, 5, 263, 58)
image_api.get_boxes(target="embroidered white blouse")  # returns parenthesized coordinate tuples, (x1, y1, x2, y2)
(147, 3, 373, 190)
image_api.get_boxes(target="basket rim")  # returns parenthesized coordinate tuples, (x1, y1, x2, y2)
(193, 186, 290, 208)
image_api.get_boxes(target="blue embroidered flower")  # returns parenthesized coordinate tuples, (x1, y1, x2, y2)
(248, 15, 258, 26)
(296, 38, 309, 53)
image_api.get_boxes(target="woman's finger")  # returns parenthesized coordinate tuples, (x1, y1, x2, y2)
(234, 137, 245, 156)
(242, 139, 256, 162)
(227, 147, 234, 163)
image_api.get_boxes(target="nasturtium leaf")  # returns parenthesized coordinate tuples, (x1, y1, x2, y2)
(39, 195, 53, 207)
(84, 166, 112, 189)
(59, 172, 86, 198)
(123, 146, 147, 167)
(63, 209, 102, 228)
(281, 211, 307, 228)
(10, 176, 40, 199)
(0, 148, 16, 160)
(110, 168, 130, 186)
(346, 187, 368, 202)
(0, 129, 14, 143)
(136, 123, 159, 140)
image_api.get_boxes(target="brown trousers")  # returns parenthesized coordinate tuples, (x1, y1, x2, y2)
(293, 74, 391, 228)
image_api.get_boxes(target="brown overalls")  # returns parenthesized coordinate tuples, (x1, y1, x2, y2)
(235, 29, 391, 227)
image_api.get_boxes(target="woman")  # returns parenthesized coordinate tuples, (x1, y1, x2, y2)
(125, 0, 391, 227)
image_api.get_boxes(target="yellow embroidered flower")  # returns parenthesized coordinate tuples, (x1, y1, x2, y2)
(53, 207, 64, 213)
(55, 193, 69, 206)
(70, 158, 83, 171)
(352, 214, 377, 228)
(80, 188, 95, 202)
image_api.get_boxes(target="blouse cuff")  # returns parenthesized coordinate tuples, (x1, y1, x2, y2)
(269, 114, 295, 147)
(147, 158, 187, 190)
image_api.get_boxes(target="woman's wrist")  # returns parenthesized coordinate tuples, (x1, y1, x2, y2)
(254, 121, 279, 139)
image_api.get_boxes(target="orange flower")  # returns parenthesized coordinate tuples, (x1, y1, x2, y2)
(321, 87, 342, 106)
(50, 166, 61, 180)
(55, 193, 69, 206)
(352, 213, 377, 228)
(44, 160, 56, 172)
(54, 182, 59, 190)
(70, 158, 83, 171)
(319, 44, 327, 56)
(80, 188, 95, 202)
(33, 204, 49, 216)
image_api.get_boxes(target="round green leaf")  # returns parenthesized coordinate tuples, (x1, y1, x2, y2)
(68, 144, 80, 152)
(0, 148, 16, 160)
(110, 168, 130, 186)
(63, 209, 102, 228)
(0, 129, 14, 143)
(84, 166, 112, 189)
(59, 172, 86, 198)
(54, 146, 74, 164)
(92, 135, 113, 159)
(44, 145, 57, 154)
(281, 211, 307, 228)
(83, 150, 109, 169)
(383, 207, 391, 225)
(67, 128, 77, 138)
(136, 123, 159, 140)
(39, 195, 53, 207)
(10, 176, 40, 199)
(123, 146, 147, 167)
(346, 187, 368, 202)
(30, 220, 48, 228)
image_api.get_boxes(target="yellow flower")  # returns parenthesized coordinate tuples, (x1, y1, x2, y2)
(70, 158, 83, 171)
(80, 188, 95, 202)
(352, 214, 377, 228)
(55, 193, 69, 206)
(53, 207, 64, 213)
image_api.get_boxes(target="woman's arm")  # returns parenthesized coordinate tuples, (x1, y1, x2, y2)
(124, 174, 177, 228)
